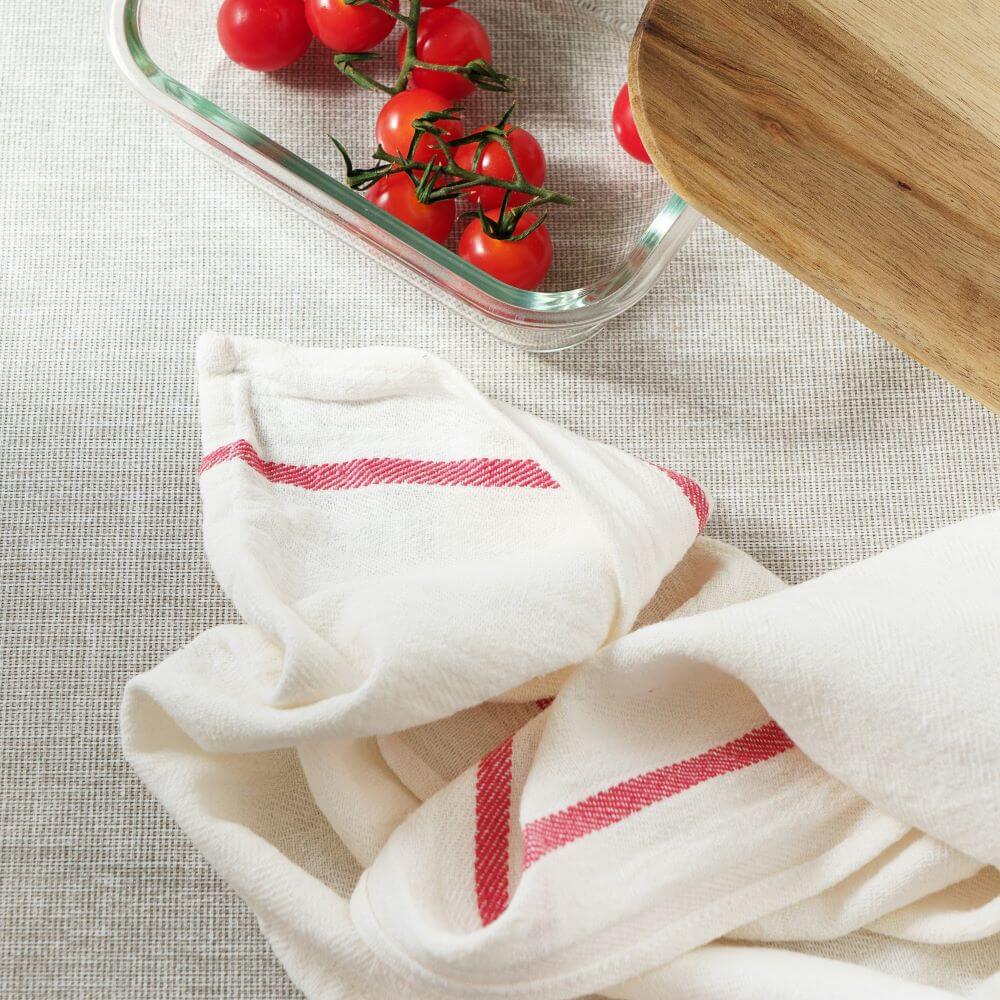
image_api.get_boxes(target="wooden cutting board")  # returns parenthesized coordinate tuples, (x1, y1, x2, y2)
(629, 0, 1000, 412)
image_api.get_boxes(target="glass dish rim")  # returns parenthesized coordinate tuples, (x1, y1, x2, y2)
(106, 0, 697, 326)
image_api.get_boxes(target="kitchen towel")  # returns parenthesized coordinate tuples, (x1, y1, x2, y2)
(121, 335, 1000, 999)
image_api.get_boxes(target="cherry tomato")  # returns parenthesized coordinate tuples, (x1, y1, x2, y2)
(217, 0, 312, 72)
(376, 89, 462, 165)
(421, 0, 457, 6)
(454, 127, 546, 210)
(399, 8, 491, 101)
(306, 0, 399, 53)
(612, 83, 652, 164)
(366, 174, 456, 244)
(458, 211, 553, 290)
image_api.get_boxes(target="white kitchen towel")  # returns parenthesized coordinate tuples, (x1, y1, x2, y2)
(121, 335, 1000, 999)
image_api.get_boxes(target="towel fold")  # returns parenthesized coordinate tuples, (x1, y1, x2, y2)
(122, 335, 1000, 999)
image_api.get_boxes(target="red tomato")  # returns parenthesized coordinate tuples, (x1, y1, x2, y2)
(366, 173, 456, 243)
(306, 0, 399, 53)
(399, 8, 491, 100)
(612, 83, 652, 164)
(454, 127, 546, 210)
(458, 211, 553, 290)
(376, 89, 462, 165)
(421, 0, 457, 6)
(217, 0, 312, 72)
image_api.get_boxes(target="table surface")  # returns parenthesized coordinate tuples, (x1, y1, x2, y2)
(2, 1, 998, 996)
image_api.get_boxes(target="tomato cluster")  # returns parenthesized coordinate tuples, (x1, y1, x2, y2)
(364, 89, 554, 290)
(216, 0, 653, 291)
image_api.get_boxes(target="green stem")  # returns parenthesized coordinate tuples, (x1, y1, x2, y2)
(378, 144, 572, 208)
(344, 0, 409, 22)
(392, 0, 422, 94)
(494, 133, 526, 187)
(411, 59, 470, 73)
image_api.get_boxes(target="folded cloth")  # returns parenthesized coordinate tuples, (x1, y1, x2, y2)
(121, 335, 1000, 1000)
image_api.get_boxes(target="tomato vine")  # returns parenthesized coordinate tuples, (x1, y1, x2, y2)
(332, 105, 572, 241)
(333, 0, 512, 96)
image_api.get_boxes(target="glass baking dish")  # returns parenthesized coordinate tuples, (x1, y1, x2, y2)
(106, 0, 701, 350)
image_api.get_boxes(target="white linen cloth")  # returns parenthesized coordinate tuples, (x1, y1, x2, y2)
(121, 335, 1000, 999)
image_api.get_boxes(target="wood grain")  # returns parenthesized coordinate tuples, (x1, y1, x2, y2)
(629, 0, 1000, 411)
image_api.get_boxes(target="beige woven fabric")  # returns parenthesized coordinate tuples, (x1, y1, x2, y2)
(1, 1, 998, 996)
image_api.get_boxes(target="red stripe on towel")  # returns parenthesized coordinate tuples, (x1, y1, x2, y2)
(521, 721, 793, 868)
(475, 736, 514, 926)
(654, 466, 710, 531)
(199, 439, 560, 490)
